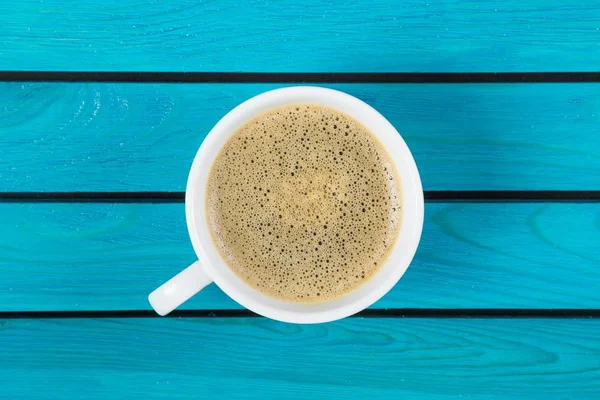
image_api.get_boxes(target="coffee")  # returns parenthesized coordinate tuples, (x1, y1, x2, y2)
(206, 104, 402, 303)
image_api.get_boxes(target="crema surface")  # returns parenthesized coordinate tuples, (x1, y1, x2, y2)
(206, 104, 402, 303)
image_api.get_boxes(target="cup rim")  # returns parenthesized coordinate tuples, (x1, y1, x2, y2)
(186, 86, 424, 323)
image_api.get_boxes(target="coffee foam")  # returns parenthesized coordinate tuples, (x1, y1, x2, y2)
(206, 104, 402, 303)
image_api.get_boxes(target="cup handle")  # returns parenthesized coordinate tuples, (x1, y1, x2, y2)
(148, 261, 213, 316)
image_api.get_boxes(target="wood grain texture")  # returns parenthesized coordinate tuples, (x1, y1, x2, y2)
(1, 1, 600, 72)
(0, 317, 598, 399)
(1, 202, 599, 311)
(2, 82, 600, 191)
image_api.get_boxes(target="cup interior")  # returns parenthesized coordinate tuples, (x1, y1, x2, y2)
(186, 86, 424, 323)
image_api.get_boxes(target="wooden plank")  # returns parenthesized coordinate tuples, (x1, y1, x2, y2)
(0, 317, 598, 399)
(2, 82, 600, 191)
(1, 202, 599, 311)
(1, 1, 599, 72)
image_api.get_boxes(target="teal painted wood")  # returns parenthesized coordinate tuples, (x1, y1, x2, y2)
(0, 317, 598, 399)
(1, 1, 599, 72)
(1, 202, 599, 311)
(2, 82, 600, 191)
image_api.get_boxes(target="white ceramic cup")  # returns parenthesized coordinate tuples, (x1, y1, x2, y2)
(148, 86, 424, 323)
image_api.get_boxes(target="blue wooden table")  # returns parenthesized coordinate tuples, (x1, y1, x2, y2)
(1, 1, 599, 398)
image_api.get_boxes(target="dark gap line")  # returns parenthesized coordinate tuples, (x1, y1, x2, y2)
(1, 71, 599, 83)
(426, 190, 600, 202)
(1, 309, 600, 319)
(0, 192, 185, 203)
(1, 191, 600, 203)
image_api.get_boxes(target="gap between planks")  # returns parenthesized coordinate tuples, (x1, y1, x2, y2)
(2, 309, 600, 319)
(1, 191, 600, 203)
(0, 71, 599, 83)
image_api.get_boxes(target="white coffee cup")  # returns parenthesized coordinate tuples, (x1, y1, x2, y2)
(148, 86, 424, 323)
